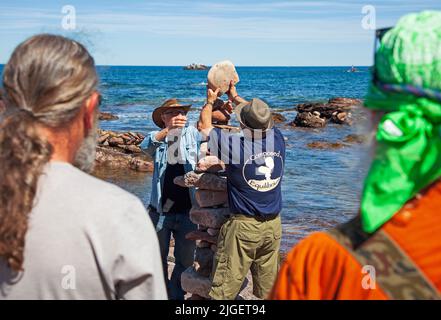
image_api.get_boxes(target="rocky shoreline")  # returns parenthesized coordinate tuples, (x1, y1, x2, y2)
(93, 97, 364, 171)
(95, 129, 153, 172)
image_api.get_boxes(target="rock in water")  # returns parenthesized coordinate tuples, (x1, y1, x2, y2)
(343, 134, 368, 144)
(307, 141, 345, 149)
(272, 112, 286, 123)
(99, 112, 119, 121)
(207, 60, 239, 94)
(292, 112, 326, 128)
(328, 97, 362, 107)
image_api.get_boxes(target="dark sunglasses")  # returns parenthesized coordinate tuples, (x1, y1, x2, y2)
(163, 110, 188, 116)
(372, 27, 441, 103)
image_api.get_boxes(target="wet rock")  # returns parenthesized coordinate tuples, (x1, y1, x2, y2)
(343, 134, 368, 144)
(331, 111, 352, 125)
(129, 157, 153, 172)
(99, 112, 119, 121)
(272, 112, 286, 123)
(181, 266, 211, 299)
(95, 146, 153, 172)
(328, 97, 362, 107)
(98, 129, 145, 149)
(195, 190, 228, 208)
(306, 141, 345, 149)
(95, 146, 131, 168)
(291, 112, 326, 128)
(190, 206, 231, 228)
(118, 144, 142, 153)
(95, 129, 151, 171)
(293, 97, 362, 127)
(185, 230, 218, 244)
(109, 137, 125, 146)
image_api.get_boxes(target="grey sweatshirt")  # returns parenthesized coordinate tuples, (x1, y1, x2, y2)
(0, 162, 167, 300)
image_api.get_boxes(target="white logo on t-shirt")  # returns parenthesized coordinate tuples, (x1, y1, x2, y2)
(243, 152, 283, 192)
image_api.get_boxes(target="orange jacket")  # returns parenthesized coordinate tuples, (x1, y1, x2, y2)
(270, 181, 441, 300)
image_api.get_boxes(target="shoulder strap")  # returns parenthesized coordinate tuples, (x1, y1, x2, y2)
(326, 217, 440, 300)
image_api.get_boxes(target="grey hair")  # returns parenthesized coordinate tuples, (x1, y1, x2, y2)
(0, 34, 98, 271)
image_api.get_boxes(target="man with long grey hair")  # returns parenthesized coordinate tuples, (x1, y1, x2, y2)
(0, 34, 167, 299)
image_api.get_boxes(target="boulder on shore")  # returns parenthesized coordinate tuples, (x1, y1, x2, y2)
(95, 129, 153, 172)
(95, 146, 153, 172)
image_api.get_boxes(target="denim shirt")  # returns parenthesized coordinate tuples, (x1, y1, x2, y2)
(140, 125, 201, 214)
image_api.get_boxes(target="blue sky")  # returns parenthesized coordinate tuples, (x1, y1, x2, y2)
(1, 0, 440, 66)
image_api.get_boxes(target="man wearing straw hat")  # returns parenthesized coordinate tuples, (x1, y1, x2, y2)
(141, 98, 199, 300)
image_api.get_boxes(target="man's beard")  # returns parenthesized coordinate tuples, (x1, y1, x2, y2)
(73, 117, 98, 173)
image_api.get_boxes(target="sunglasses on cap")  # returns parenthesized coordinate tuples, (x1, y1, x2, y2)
(372, 27, 441, 103)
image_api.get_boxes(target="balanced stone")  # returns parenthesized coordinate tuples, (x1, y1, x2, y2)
(174, 172, 227, 191)
(196, 240, 211, 248)
(207, 60, 240, 94)
(181, 266, 212, 299)
(195, 190, 228, 208)
(207, 228, 219, 236)
(194, 247, 214, 272)
(185, 230, 218, 244)
(190, 206, 230, 229)
(196, 156, 226, 173)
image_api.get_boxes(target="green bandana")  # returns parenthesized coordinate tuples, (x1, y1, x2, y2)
(362, 11, 441, 233)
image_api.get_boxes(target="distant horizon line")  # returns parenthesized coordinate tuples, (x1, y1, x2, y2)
(0, 64, 371, 68)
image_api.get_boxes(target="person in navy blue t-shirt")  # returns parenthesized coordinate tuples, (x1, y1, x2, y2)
(199, 83, 285, 300)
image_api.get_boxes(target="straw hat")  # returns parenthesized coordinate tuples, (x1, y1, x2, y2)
(152, 98, 192, 128)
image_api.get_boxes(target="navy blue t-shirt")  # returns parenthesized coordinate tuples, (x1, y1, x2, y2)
(208, 127, 285, 217)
